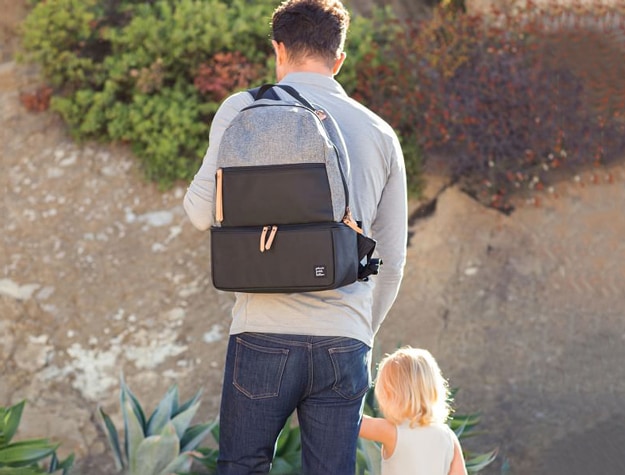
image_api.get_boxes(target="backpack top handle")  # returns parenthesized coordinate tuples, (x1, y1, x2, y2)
(254, 84, 316, 111)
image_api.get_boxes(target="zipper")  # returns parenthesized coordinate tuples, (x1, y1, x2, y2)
(242, 102, 315, 113)
(221, 163, 325, 173)
(215, 222, 348, 234)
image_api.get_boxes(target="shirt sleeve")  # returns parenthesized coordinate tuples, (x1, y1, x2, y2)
(183, 91, 254, 230)
(369, 134, 408, 334)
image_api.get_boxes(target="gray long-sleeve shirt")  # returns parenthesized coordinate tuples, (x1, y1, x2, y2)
(183, 72, 407, 346)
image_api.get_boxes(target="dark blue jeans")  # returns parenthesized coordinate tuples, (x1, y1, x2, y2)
(217, 332, 371, 475)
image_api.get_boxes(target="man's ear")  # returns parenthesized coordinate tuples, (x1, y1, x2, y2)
(272, 40, 287, 66)
(332, 51, 347, 76)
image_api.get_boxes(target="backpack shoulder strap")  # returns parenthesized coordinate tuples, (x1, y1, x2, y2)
(248, 84, 316, 110)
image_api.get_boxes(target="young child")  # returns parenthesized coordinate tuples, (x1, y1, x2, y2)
(359, 346, 467, 475)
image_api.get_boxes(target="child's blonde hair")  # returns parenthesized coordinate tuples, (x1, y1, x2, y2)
(374, 346, 451, 427)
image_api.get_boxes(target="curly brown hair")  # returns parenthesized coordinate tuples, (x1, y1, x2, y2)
(272, 0, 350, 68)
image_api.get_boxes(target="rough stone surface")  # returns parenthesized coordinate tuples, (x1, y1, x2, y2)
(381, 180, 625, 474)
(2, 3, 625, 474)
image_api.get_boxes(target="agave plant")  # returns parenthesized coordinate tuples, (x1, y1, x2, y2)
(356, 438, 382, 475)
(0, 400, 74, 475)
(99, 376, 215, 475)
(448, 411, 498, 473)
(194, 414, 302, 475)
(269, 417, 303, 475)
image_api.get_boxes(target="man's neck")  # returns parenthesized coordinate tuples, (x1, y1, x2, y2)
(277, 62, 333, 81)
(273, 41, 344, 81)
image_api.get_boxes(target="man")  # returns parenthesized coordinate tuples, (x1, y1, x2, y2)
(183, 0, 407, 473)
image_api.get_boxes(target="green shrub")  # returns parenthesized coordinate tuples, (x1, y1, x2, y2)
(29, 0, 624, 209)
(20, 0, 420, 191)
(20, 0, 101, 88)
(20, 0, 277, 187)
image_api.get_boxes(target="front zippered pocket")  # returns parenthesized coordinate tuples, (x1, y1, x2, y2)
(210, 222, 358, 293)
(218, 163, 334, 227)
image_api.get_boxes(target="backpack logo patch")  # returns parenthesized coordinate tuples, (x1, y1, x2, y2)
(314, 265, 327, 278)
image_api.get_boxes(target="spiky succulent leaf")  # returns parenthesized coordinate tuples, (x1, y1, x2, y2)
(47, 452, 58, 473)
(120, 375, 147, 462)
(275, 419, 300, 457)
(179, 422, 216, 453)
(465, 448, 498, 473)
(0, 439, 58, 466)
(449, 413, 481, 435)
(47, 452, 75, 475)
(170, 401, 200, 440)
(210, 420, 219, 443)
(146, 386, 176, 436)
(123, 400, 145, 471)
(356, 438, 381, 475)
(193, 447, 218, 472)
(173, 389, 203, 418)
(99, 407, 124, 471)
(355, 447, 368, 475)
(0, 467, 45, 474)
(168, 386, 181, 415)
(268, 457, 298, 474)
(0, 408, 4, 438)
(449, 413, 481, 439)
(0, 401, 26, 447)
(120, 376, 147, 430)
(131, 423, 179, 475)
(156, 452, 194, 475)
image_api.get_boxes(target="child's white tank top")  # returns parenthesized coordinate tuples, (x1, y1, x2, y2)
(381, 422, 456, 475)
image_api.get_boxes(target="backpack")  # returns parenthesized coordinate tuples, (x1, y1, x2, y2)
(210, 84, 380, 293)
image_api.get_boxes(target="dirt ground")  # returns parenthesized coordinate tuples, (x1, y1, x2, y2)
(2, 3, 625, 475)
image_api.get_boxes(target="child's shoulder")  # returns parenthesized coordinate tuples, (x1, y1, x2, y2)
(426, 422, 457, 435)
(404, 422, 456, 440)
(404, 421, 448, 430)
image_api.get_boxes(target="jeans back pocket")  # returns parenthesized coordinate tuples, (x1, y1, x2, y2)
(328, 341, 371, 400)
(233, 336, 289, 399)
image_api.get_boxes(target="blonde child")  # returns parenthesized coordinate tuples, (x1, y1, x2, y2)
(359, 347, 467, 475)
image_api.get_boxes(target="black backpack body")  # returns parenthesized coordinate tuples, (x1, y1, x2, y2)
(210, 84, 380, 293)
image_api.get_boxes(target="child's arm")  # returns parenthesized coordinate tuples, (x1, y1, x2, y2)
(359, 415, 397, 457)
(448, 432, 468, 475)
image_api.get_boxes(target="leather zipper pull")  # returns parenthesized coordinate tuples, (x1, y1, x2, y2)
(260, 226, 269, 252)
(265, 225, 278, 250)
(342, 207, 363, 234)
(215, 168, 224, 223)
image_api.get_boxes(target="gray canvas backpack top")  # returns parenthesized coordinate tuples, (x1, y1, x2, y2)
(216, 84, 349, 226)
(210, 84, 380, 293)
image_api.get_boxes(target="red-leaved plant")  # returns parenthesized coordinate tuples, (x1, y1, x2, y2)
(353, 1, 625, 212)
